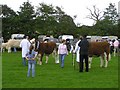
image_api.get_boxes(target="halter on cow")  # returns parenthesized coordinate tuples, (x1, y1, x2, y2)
(34, 39, 57, 65)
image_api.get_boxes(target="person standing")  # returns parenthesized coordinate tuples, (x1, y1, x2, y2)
(108, 40, 114, 54)
(20, 36, 31, 66)
(26, 45, 37, 77)
(113, 39, 119, 57)
(58, 40, 68, 68)
(73, 36, 83, 63)
(78, 35, 89, 72)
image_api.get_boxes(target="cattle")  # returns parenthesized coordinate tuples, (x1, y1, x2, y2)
(34, 40, 57, 65)
(3, 38, 35, 53)
(5, 39, 21, 53)
(30, 38, 35, 44)
(0, 43, 8, 52)
(88, 41, 111, 68)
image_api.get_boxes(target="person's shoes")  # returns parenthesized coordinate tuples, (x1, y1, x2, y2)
(79, 70, 83, 72)
(86, 70, 89, 72)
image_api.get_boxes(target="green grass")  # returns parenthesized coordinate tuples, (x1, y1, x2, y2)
(2, 51, 118, 88)
(0, 52, 2, 89)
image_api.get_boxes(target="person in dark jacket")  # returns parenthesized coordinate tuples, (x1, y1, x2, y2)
(78, 35, 89, 72)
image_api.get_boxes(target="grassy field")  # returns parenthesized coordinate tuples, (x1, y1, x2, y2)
(2, 51, 119, 88)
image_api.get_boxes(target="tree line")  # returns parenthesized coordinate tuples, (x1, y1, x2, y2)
(1, 2, 119, 41)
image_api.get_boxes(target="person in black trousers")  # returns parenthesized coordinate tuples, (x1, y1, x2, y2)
(78, 35, 89, 72)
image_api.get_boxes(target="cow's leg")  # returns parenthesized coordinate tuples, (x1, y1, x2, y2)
(114, 47, 116, 57)
(2, 48, 5, 52)
(40, 54, 44, 65)
(104, 59, 108, 68)
(8, 47, 11, 53)
(36, 55, 39, 64)
(109, 53, 111, 61)
(52, 49, 56, 58)
(53, 49, 59, 64)
(38, 54, 42, 65)
(1, 47, 3, 52)
(105, 53, 109, 68)
(56, 54, 59, 63)
(37, 54, 41, 65)
(45, 55, 49, 63)
(100, 55, 104, 67)
(88, 57, 92, 68)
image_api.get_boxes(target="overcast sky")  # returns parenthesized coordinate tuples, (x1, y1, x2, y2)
(0, 0, 119, 26)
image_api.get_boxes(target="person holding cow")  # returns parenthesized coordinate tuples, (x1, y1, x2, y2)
(108, 40, 114, 54)
(73, 36, 83, 63)
(20, 35, 31, 66)
(26, 45, 38, 77)
(58, 39, 68, 68)
(78, 35, 89, 72)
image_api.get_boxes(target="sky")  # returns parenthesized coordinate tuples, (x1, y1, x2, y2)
(0, 0, 119, 26)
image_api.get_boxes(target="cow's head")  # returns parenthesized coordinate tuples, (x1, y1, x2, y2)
(34, 39, 40, 52)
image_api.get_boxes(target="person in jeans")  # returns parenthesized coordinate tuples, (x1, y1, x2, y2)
(20, 36, 31, 66)
(26, 45, 37, 77)
(58, 40, 68, 68)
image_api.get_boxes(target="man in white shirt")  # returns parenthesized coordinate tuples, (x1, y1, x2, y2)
(73, 36, 83, 63)
(20, 36, 31, 66)
(73, 40, 81, 63)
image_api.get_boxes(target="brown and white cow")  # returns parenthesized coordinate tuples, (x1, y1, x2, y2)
(88, 41, 111, 68)
(34, 40, 57, 65)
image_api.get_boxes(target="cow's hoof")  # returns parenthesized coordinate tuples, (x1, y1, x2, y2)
(39, 62, 42, 65)
(100, 65, 103, 68)
(104, 66, 107, 68)
(89, 66, 91, 69)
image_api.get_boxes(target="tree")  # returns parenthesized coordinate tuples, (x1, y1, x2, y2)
(87, 5, 104, 24)
(58, 15, 76, 35)
(92, 3, 119, 36)
(2, 5, 17, 41)
(35, 3, 57, 35)
(17, 1, 36, 36)
(2, 2, 77, 38)
(117, 19, 120, 38)
(35, 3, 66, 37)
(103, 3, 118, 25)
(1, 5, 16, 18)
(0, 5, 2, 37)
(93, 18, 114, 35)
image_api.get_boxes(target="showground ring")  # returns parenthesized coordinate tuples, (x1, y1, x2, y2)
(2, 51, 119, 88)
